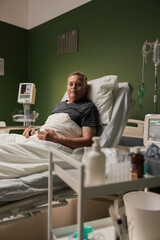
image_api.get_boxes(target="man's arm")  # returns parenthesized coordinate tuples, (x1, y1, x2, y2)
(37, 126, 96, 149)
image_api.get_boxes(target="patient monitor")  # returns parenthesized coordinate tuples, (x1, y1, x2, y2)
(13, 83, 38, 126)
(18, 83, 36, 104)
(144, 114, 160, 147)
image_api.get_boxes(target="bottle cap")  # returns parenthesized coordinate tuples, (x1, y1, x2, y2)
(92, 136, 101, 151)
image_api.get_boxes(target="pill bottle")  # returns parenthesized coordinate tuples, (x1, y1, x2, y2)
(85, 137, 105, 186)
(131, 147, 144, 179)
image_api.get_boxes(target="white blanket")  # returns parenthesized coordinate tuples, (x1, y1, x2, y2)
(40, 113, 82, 138)
(0, 113, 82, 179)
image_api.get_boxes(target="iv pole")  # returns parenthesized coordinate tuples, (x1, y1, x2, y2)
(153, 41, 160, 114)
(142, 39, 160, 114)
(154, 65, 158, 114)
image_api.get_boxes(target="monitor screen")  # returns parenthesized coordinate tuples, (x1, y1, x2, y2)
(148, 119, 160, 142)
(144, 114, 160, 147)
(20, 84, 31, 95)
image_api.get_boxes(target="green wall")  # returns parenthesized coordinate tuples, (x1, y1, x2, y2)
(0, 21, 28, 125)
(28, 0, 160, 124)
(1, 0, 160, 125)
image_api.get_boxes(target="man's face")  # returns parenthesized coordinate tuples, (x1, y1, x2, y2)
(67, 74, 88, 103)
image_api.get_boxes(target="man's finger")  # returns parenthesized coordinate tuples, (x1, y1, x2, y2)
(45, 129, 52, 132)
(45, 129, 56, 134)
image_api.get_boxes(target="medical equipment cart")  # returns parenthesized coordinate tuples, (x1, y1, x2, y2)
(48, 147, 160, 240)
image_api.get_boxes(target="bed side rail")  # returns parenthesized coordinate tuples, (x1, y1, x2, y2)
(119, 119, 144, 147)
(0, 188, 75, 226)
(122, 119, 144, 139)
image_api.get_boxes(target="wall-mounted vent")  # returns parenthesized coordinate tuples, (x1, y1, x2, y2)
(57, 29, 78, 56)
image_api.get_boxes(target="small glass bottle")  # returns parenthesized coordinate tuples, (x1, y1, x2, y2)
(131, 147, 144, 179)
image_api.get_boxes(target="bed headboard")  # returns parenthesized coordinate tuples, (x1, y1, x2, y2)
(99, 82, 135, 147)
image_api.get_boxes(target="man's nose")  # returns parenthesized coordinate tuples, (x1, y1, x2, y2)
(72, 83, 76, 88)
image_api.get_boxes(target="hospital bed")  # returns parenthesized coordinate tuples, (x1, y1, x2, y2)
(0, 79, 135, 226)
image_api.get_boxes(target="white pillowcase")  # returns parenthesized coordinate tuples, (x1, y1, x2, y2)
(87, 75, 118, 124)
(62, 75, 118, 125)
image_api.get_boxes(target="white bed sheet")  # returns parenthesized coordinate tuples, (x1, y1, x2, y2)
(0, 170, 68, 204)
(0, 112, 81, 179)
(0, 138, 73, 179)
(0, 140, 73, 204)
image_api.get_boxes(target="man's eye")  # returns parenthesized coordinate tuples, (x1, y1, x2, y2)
(68, 83, 83, 87)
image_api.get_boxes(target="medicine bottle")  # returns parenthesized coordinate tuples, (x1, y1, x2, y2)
(131, 147, 144, 179)
(85, 137, 106, 186)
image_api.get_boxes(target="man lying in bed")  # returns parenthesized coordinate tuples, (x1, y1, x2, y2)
(23, 72, 99, 149)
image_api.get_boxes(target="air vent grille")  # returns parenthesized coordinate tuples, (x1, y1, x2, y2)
(57, 29, 78, 56)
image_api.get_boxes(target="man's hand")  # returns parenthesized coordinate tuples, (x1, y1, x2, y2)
(22, 127, 36, 138)
(37, 129, 59, 142)
(37, 126, 96, 149)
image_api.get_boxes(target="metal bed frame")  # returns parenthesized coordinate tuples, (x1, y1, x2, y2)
(0, 187, 75, 226)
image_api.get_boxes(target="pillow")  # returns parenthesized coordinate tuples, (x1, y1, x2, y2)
(87, 75, 118, 124)
(62, 75, 118, 125)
